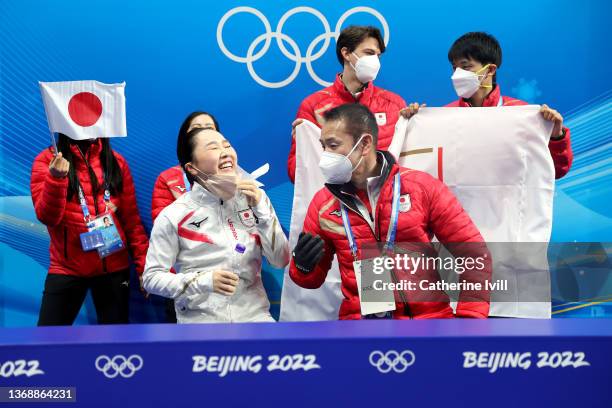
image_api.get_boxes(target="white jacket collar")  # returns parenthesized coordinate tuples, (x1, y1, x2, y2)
(190, 182, 224, 205)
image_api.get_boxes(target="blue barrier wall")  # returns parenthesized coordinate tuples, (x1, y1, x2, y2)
(0, 320, 610, 406)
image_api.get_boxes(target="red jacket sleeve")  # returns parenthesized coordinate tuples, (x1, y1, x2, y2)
(424, 174, 491, 318)
(289, 194, 335, 289)
(389, 92, 407, 112)
(549, 127, 572, 179)
(115, 154, 149, 275)
(30, 150, 69, 227)
(151, 172, 176, 222)
(288, 139, 297, 183)
(288, 97, 319, 183)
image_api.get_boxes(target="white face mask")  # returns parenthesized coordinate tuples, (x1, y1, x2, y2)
(351, 53, 380, 83)
(451, 65, 491, 98)
(318, 135, 365, 184)
(191, 166, 238, 201)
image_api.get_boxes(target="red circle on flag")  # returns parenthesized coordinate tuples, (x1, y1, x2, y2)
(68, 92, 103, 127)
(400, 197, 406, 203)
(244, 212, 250, 218)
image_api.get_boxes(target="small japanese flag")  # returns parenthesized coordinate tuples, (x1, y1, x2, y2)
(374, 112, 387, 126)
(39, 80, 127, 140)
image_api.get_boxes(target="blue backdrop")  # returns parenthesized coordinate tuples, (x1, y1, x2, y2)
(0, 0, 610, 326)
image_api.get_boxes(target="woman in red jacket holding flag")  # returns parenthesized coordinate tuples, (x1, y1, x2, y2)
(30, 134, 148, 325)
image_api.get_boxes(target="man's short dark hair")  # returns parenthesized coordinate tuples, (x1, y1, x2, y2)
(323, 103, 378, 145)
(336, 25, 385, 66)
(448, 32, 502, 82)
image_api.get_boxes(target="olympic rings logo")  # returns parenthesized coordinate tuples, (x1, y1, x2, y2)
(217, 6, 389, 88)
(369, 350, 415, 373)
(95, 354, 143, 379)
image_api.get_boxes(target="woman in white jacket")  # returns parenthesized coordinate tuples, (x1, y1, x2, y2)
(143, 128, 289, 323)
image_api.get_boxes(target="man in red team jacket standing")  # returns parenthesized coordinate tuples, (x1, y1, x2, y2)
(287, 25, 418, 183)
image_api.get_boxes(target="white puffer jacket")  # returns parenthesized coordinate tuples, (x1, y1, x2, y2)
(143, 182, 289, 323)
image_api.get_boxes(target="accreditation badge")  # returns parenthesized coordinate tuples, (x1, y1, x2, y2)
(353, 257, 396, 316)
(86, 213, 125, 258)
(79, 230, 104, 252)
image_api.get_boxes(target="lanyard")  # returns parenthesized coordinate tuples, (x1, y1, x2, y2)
(183, 171, 191, 192)
(340, 173, 401, 261)
(78, 182, 111, 224)
(74, 145, 111, 224)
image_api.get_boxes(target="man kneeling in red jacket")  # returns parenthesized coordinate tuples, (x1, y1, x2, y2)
(289, 103, 490, 319)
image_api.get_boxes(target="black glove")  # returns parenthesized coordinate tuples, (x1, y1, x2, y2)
(292, 232, 325, 274)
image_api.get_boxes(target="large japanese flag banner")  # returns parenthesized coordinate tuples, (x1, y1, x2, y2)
(39, 80, 127, 140)
(280, 120, 343, 321)
(388, 106, 555, 318)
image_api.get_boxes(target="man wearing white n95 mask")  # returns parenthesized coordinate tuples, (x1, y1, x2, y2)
(287, 25, 412, 183)
(143, 128, 289, 323)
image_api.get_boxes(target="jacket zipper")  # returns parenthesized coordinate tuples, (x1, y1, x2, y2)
(338, 176, 413, 318)
(380, 188, 412, 318)
(340, 196, 378, 239)
(219, 201, 232, 323)
(79, 146, 106, 274)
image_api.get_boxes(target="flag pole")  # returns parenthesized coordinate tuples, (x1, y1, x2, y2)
(49, 131, 58, 156)
(39, 82, 58, 156)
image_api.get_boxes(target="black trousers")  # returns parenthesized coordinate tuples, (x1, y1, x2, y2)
(38, 269, 130, 326)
